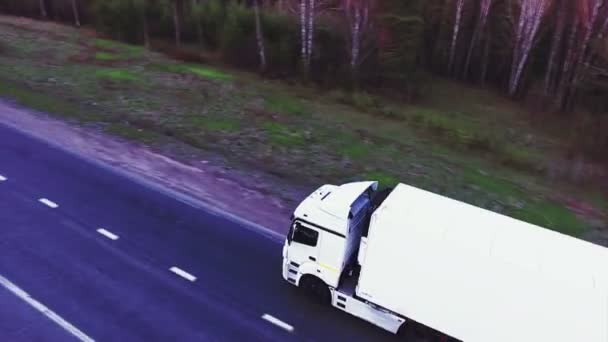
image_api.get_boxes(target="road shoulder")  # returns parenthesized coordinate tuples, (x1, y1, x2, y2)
(0, 99, 298, 237)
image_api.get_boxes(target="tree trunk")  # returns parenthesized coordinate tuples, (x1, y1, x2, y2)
(463, 24, 480, 80)
(448, 0, 465, 74)
(173, 0, 182, 47)
(572, 0, 603, 84)
(508, 0, 551, 97)
(562, 0, 605, 110)
(254, 0, 267, 72)
(481, 28, 491, 85)
(300, 0, 308, 72)
(143, 5, 150, 49)
(71, 0, 80, 27)
(351, 7, 361, 71)
(601, 14, 608, 37)
(432, 0, 453, 72)
(463, 0, 492, 80)
(544, 0, 567, 95)
(192, 0, 204, 46)
(196, 19, 204, 46)
(558, 18, 580, 109)
(307, 0, 315, 69)
(40, 0, 47, 18)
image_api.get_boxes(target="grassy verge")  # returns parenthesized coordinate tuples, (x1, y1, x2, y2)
(0, 15, 605, 238)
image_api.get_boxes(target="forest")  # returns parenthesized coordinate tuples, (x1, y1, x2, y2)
(1, 0, 608, 160)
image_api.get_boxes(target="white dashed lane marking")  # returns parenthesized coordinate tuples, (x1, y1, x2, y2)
(96, 228, 119, 241)
(261, 314, 294, 332)
(38, 198, 59, 209)
(0, 274, 96, 342)
(169, 267, 197, 282)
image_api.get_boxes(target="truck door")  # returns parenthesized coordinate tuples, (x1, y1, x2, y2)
(288, 221, 320, 273)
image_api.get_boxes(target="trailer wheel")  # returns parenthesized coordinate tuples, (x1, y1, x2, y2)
(300, 276, 331, 305)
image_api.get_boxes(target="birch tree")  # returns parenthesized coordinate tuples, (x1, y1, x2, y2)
(544, 0, 568, 94)
(254, 0, 267, 71)
(40, 0, 48, 18)
(561, 0, 608, 108)
(448, 0, 465, 74)
(299, 0, 316, 73)
(173, 0, 183, 46)
(71, 0, 81, 27)
(295, 0, 329, 75)
(463, 0, 493, 79)
(508, 0, 553, 97)
(344, 0, 373, 77)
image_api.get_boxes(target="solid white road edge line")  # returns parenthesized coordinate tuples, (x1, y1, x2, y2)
(0, 174, 6, 181)
(261, 314, 294, 332)
(38, 198, 59, 209)
(0, 274, 95, 342)
(96, 228, 119, 241)
(169, 267, 197, 282)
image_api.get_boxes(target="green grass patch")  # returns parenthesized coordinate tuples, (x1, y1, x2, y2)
(404, 108, 493, 149)
(333, 132, 372, 160)
(265, 94, 308, 116)
(340, 141, 371, 159)
(95, 38, 144, 53)
(351, 92, 377, 111)
(464, 169, 522, 198)
(187, 65, 232, 80)
(105, 123, 158, 144)
(95, 52, 119, 61)
(511, 200, 586, 236)
(95, 68, 140, 82)
(364, 171, 399, 188)
(190, 115, 241, 132)
(417, 109, 478, 137)
(585, 192, 608, 212)
(263, 122, 306, 147)
(94, 38, 145, 59)
(0, 79, 96, 121)
(95, 38, 117, 50)
(150, 63, 232, 81)
(498, 145, 542, 172)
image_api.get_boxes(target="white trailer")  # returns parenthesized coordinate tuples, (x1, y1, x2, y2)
(281, 181, 608, 341)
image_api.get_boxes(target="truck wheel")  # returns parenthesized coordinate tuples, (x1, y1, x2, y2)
(397, 323, 420, 341)
(397, 321, 431, 341)
(300, 276, 331, 305)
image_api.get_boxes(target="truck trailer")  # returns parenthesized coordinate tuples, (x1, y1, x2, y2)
(281, 181, 608, 341)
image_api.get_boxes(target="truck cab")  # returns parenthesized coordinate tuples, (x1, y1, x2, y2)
(282, 182, 460, 340)
(282, 181, 377, 290)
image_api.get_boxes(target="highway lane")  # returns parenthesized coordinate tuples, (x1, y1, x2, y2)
(0, 123, 396, 341)
(0, 280, 77, 341)
(0, 184, 287, 341)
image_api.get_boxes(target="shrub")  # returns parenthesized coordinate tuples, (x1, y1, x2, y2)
(92, 0, 145, 43)
(313, 23, 349, 85)
(197, 0, 227, 49)
(263, 11, 299, 76)
(220, 3, 257, 68)
(351, 92, 377, 111)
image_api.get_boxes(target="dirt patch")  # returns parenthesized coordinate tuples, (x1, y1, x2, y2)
(0, 99, 307, 235)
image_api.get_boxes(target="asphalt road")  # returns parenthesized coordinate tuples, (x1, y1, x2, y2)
(0, 123, 396, 342)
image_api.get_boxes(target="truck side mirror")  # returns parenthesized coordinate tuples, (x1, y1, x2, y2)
(287, 222, 296, 245)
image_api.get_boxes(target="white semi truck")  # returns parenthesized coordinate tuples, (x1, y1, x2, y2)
(282, 181, 608, 341)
